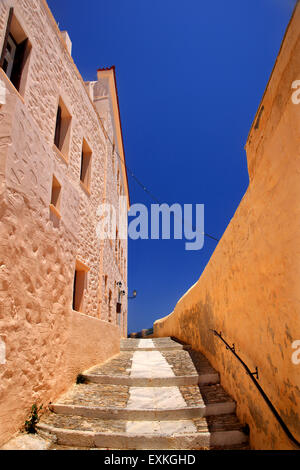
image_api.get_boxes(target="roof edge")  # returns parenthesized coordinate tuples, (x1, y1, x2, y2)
(97, 66, 130, 208)
(245, 0, 299, 147)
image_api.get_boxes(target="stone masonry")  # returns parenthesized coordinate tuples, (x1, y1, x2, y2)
(25, 338, 250, 450)
(0, 0, 129, 446)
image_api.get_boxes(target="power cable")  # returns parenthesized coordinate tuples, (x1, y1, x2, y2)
(99, 118, 220, 243)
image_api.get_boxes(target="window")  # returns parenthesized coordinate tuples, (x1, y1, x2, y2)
(3, 34, 16, 79)
(108, 289, 112, 322)
(80, 138, 92, 191)
(109, 206, 114, 247)
(50, 175, 61, 218)
(115, 228, 118, 259)
(117, 170, 120, 195)
(104, 275, 108, 301)
(72, 260, 89, 312)
(0, 8, 31, 94)
(54, 97, 72, 160)
(112, 140, 115, 174)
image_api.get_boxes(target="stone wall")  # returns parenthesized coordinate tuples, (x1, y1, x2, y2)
(88, 72, 128, 332)
(0, 0, 128, 445)
(154, 4, 300, 450)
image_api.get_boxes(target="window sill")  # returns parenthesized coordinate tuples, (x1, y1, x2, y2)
(80, 180, 91, 196)
(76, 259, 90, 272)
(72, 308, 83, 314)
(0, 68, 25, 104)
(53, 144, 69, 165)
(49, 203, 62, 219)
(71, 310, 102, 320)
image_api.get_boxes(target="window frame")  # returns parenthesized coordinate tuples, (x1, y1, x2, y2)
(53, 97, 72, 163)
(0, 8, 14, 71)
(0, 8, 32, 95)
(49, 175, 62, 219)
(3, 33, 17, 78)
(80, 138, 92, 192)
(72, 260, 90, 313)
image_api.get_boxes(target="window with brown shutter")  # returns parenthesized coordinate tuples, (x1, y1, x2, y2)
(53, 98, 72, 161)
(72, 260, 89, 313)
(0, 9, 14, 71)
(2, 34, 16, 78)
(54, 105, 62, 149)
(80, 138, 92, 192)
(0, 9, 31, 94)
(49, 175, 62, 220)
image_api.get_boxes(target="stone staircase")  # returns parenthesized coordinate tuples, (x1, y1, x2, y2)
(37, 338, 249, 450)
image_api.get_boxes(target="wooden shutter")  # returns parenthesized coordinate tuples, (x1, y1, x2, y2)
(116, 302, 122, 314)
(80, 150, 84, 181)
(10, 38, 28, 91)
(72, 271, 77, 311)
(54, 105, 62, 148)
(0, 8, 14, 69)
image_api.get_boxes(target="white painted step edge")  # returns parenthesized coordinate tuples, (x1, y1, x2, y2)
(83, 373, 219, 387)
(37, 423, 247, 450)
(50, 401, 236, 420)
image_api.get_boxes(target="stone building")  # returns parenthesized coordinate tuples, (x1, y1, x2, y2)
(0, 0, 129, 446)
(154, 2, 300, 451)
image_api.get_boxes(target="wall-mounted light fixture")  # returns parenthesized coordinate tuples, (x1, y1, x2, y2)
(128, 290, 137, 300)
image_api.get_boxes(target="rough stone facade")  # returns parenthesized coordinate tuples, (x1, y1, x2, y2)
(154, 4, 300, 450)
(0, 0, 129, 446)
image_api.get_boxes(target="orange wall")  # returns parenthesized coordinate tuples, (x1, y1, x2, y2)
(154, 4, 300, 450)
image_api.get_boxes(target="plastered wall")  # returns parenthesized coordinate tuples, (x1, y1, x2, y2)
(154, 4, 300, 450)
(0, 0, 128, 445)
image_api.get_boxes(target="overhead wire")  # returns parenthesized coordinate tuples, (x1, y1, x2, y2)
(99, 117, 220, 244)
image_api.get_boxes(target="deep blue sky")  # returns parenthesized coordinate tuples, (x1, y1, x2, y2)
(48, 0, 296, 334)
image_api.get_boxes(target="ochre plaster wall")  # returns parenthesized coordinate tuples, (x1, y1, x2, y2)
(154, 5, 300, 450)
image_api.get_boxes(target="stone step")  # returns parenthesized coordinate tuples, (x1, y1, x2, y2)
(121, 337, 191, 352)
(83, 348, 219, 387)
(35, 339, 249, 450)
(37, 413, 248, 450)
(50, 383, 236, 420)
(121, 345, 191, 352)
(83, 373, 219, 387)
(47, 442, 251, 451)
(50, 403, 235, 421)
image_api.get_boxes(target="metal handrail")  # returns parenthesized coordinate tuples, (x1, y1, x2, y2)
(210, 329, 300, 448)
